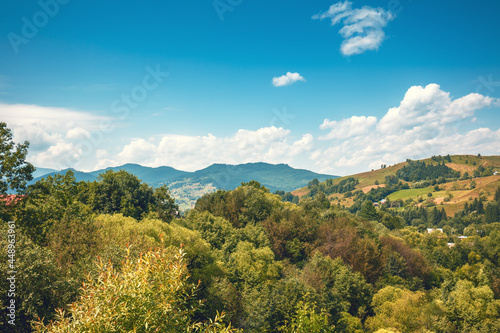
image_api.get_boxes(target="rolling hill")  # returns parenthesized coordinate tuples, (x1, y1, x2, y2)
(292, 154, 500, 217)
(31, 163, 336, 210)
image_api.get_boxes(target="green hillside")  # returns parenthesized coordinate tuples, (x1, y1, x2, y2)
(293, 154, 500, 217)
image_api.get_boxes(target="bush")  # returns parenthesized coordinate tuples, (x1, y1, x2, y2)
(33, 247, 235, 332)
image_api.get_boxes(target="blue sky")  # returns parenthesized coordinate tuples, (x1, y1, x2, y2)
(1, 0, 499, 175)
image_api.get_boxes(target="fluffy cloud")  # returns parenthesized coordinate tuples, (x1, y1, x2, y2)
(109, 127, 313, 171)
(0, 103, 110, 169)
(314, 84, 500, 174)
(377, 84, 497, 133)
(4, 83, 499, 177)
(320, 115, 377, 139)
(272, 72, 305, 87)
(313, 1, 395, 56)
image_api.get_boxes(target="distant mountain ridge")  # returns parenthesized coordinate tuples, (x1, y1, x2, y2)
(32, 167, 58, 179)
(31, 163, 337, 209)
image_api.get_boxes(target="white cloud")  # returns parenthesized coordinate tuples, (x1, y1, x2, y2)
(314, 84, 500, 175)
(377, 84, 497, 133)
(96, 149, 108, 159)
(272, 72, 305, 87)
(320, 115, 377, 139)
(66, 127, 91, 140)
(313, 1, 395, 56)
(0, 103, 110, 169)
(30, 142, 82, 169)
(110, 127, 314, 172)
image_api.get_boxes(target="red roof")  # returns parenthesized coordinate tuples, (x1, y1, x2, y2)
(0, 195, 26, 207)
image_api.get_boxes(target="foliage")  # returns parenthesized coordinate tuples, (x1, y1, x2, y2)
(0, 221, 75, 332)
(8, 141, 500, 332)
(13, 170, 91, 245)
(396, 160, 460, 182)
(441, 279, 500, 331)
(0, 122, 35, 195)
(33, 247, 235, 332)
(81, 169, 178, 221)
(300, 252, 373, 320)
(305, 177, 358, 198)
(195, 182, 282, 227)
(278, 295, 334, 333)
(365, 286, 443, 333)
(274, 190, 300, 204)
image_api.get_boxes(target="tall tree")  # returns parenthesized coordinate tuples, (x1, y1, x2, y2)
(0, 122, 35, 195)
(84, 169, 178, 221)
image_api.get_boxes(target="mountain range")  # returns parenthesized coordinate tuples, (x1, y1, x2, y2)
(31, 163, 337, 209)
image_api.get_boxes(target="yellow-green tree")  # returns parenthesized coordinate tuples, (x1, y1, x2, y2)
(365, 286, 441, 333)
(443, 279, 500, 331)
(33, 247, 234, 333)
(278, 296, 334, 333)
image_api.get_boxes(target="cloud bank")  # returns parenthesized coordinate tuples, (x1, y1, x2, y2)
(313, 83, 500, 174)
(0, 103, 110, 170)
(101, 127, 314, 171)
(3, 84, 499, 176)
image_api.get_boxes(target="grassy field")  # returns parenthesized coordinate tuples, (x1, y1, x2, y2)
(387, 188, 434, 201)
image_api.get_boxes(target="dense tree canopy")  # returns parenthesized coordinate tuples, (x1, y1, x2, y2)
(2, 123, 500, 332)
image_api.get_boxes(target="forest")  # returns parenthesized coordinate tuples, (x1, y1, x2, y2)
(1, 122, 500, 332)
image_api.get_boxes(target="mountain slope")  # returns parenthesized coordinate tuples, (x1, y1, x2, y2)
(32, 167, 58, 179)
(293, 154, 500, 216)
(189, 162, 333, 192)
(88, 164, 190, 186)
(30, 163, 337, 210)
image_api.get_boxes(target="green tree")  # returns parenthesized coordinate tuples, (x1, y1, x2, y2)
(14, 170, 90, 245)
(278, 296, 334, 333)
(366, 286, 439, 333)
(228, 241, 281, 286)
(335, 312, 363, 333)
(84, 170, 178, 221)
(308, 178, 320, 188)
(301, 252, 373, 320)
(33, 247, 235, 333)
(442, 279, 500, 331)
(0, 221, 74, 332)
(0, 122, 35, 195)
(359, 200, 380, 221)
